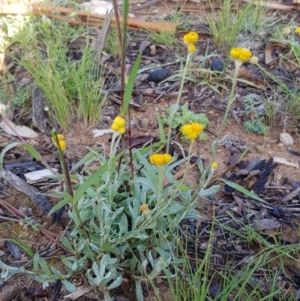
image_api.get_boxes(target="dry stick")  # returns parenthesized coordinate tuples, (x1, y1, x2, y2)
(0, 4, 178, 32)
(131, 0, 161, 11)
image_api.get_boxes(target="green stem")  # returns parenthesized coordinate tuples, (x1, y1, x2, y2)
(166, 53, 192, 153)
(216, 60, 241, 140)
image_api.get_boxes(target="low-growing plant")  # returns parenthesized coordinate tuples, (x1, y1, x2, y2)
(0, 11, 221, 301)
(162, 104, 210, 140)
(242, 94, 268, 135)
(5, 17, 106, 128)
(207, 0, 265, 51)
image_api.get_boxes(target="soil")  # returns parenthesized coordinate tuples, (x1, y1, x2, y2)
(1, 0, 300, 300)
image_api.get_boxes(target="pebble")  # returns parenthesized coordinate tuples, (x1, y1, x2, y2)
(210, 59, 224, 71)
(279, 132, 294, 147)
(143, 88, 154, 95)
(139, 118, 149, 129)
(208, 110, 215, 115)
(148, 68, 171, 83)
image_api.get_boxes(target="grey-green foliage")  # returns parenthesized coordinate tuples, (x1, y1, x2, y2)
(162, 104, 209, 139)
(243, 94, 268, 135)
(54, 147, 201, 300)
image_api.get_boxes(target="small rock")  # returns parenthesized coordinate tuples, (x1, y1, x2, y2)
(210, 59, 224, 71)
(144, 59, 152, 65)
(278, 143, 284, 150)
(280, 132, 294, 147)
(143, 88, 153, 95)
(148, 69, 171, 83)
(208, 110, 214, 115)
(139, 118, 149, 129)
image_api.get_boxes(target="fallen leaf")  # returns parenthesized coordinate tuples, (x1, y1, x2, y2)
(0, 116, 39, 138)
(0, 285, 22, 301)
(265, 42, 288, 65)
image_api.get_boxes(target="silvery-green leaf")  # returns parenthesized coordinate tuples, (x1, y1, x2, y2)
(134, 233, 148, 240)
(61, 256, 73, 270)
(62, 279, 77, 293)
(197, 156, 205, 174)
(71, 261, 78, 272)
(51, 266, 63, 276)
(33, 253, 39, 271)
(199, 185, 221, 197)
(135, 280, 144, 301)
(168, 204, 184, 214)
(99, 255, 109, 277)
(61, 236, 74, 252)
(141, 259, 148, 271)
(137, 244, 146, 252)
(168, 103, 179, 118)
(129, 256, 138, 271)
(118, 215, 128, 236)
(134, 177, 157, 194)
(92, 262, 100, 276)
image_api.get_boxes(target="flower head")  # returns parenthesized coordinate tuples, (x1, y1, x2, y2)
(230, 47, 252, 63)
(111, 116, 126, 134)
(283, 27, 291, 35)
(140, 204, 150, 215)
(188, 44, 196, 53)
(149, 153, 172, 166)
(295, 27, 300, 34)
(181, 122, 204, 140)
(249, 56, 258, 65)
(183, 31, 199, 45)
(52, 134, 66, 151)
(211, 162, 218, 169)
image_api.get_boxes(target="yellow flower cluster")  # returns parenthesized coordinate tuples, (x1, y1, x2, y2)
(183, 31, 199, 53)
(181, 123, 204, 140)
(149, 153, 172, 166)
(140, 204, 150, 215)
(295, 27, 300, 34)
(230, 47, 252, 63)
(52, 134, 66, 151)
(111, 116, 126, 134)
(211, 162, 218, 169)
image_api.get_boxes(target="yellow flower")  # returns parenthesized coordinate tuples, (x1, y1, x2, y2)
(140, 204, 150, 215)
(52, 134, 66, 151)
(149, 153, 172, 166)
(188, 44, 196, 53)
(230, 47, 252, 63)
(295, 27, 300, 34)
(183, 31, 199, 44)
(181, 122, 204, 140)
(211, 162, 218, 169)
(111, 116, 126, 134)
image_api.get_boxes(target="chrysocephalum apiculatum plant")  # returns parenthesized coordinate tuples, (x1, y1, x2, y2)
(0, 20, 221, 301)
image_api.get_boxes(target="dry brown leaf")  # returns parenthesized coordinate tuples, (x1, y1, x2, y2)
(265, 42, 288, 65)
(0, 286, 22, 301)
(0, 115, 39, 138)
